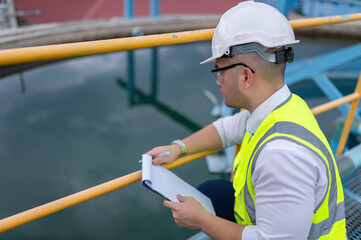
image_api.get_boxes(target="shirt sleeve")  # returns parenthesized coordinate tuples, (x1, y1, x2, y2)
(212, 110, 249, 148)
(242, 139, 328, 240)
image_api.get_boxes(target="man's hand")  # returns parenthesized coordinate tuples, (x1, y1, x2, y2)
(146, 144, 181, 165)
(163, 194, 210, 229)
(164, 194, 246, 239)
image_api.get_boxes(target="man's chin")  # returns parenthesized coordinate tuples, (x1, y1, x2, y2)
(224, 101, 235, 108)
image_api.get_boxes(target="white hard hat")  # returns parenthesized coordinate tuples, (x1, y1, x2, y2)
(201, 0, 299, 64)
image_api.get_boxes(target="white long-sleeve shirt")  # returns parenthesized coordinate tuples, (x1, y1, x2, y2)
(212, 84, 328, 240)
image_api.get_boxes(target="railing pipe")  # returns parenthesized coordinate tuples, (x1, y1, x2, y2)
(290, 13, 361, 29)
(0, 13, 361, 66)
(0, 149, 221, 233)
(0, 29, 215, 66)
(311, 92, 361, 116)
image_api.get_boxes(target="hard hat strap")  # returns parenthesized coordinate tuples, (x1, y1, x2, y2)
(224, 43, 294, 64)
(275, 47, 294, 64)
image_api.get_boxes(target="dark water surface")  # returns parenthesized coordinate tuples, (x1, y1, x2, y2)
(0, 40, 355, 239)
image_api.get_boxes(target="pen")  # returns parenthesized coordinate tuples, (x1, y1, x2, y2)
(138, 151, 172, 162)
(156, 151, 171, 158)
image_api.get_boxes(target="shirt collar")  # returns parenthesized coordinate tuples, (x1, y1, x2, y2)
(246, 84, 291, 134)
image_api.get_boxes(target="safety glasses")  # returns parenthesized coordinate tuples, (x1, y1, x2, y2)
(211, 62, 255, 84)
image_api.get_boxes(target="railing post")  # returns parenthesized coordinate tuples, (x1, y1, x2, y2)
(127, 27, 145, 106)
(127, 50, 135, 105)
(151, 47, 158, 99)
(336, 72, 361, 156)
(7, 0, 17, 28)
(150, 0, 159, 99)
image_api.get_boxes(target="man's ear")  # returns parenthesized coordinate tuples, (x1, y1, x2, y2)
(241, 67, 255, 89)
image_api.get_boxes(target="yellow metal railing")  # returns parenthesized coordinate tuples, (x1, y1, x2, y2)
(1, 13, 361, 234)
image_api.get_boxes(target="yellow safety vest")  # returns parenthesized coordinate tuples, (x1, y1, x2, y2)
(232, 94, 346, 239)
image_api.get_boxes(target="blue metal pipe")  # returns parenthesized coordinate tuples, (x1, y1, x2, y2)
(337, 143, 361, 178)
(124, 0, 134, 19)
(150, 0, 160, 18)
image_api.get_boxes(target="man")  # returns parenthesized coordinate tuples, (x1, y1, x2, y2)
(147, 1, 346, 239)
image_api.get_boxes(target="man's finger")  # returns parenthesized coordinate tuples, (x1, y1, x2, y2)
(146, 149, 160, 157)
(163, 199, 179, 209)
(177, 194, 191, 202)
(152, 158, 162, 165)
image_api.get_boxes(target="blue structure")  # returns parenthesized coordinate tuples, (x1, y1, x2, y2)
(150, 0, 160, 18)
(285, 43, 361, 118)
(124, 0, 160, 19)
(124, 0, 134, 19)
(260, 0, 361, 19)
(301, 0, 361, 17)
(125, 0, 160, 106)
(259, 0, 299, 18)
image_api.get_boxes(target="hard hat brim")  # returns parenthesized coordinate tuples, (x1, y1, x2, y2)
(200, 56, 216, 65)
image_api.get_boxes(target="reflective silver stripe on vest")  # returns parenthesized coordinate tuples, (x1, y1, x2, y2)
(234, 208, 244, 222)
(244, 182, 256, 224)
(308, 201, 345, 239)
(243, 121, 344, 239)
(233, 179, 255, 224)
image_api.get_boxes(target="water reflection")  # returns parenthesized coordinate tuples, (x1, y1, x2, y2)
(117, 78, 201, 132)
(0, 42, 216, 240)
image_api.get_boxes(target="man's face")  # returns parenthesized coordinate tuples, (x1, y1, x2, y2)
(214, 58, 246, 109)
